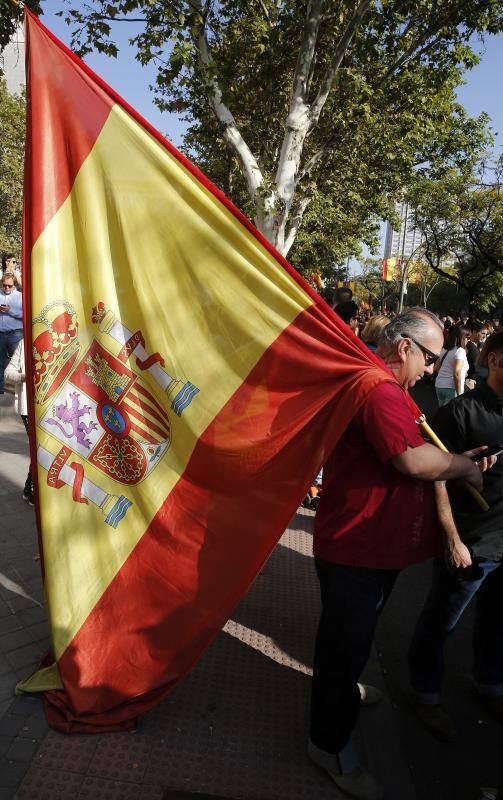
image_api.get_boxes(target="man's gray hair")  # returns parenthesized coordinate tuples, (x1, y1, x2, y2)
(379, 308, 443, 355)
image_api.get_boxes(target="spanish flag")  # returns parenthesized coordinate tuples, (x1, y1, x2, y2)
(22, 9, 390, 731)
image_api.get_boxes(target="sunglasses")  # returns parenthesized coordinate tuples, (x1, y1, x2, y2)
(2, 284, 14, 288)
(401, 334, 440, 366)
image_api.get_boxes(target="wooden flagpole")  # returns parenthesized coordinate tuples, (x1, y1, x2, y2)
(416, 414, 490, 512)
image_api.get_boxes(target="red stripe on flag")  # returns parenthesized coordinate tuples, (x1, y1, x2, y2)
(24, 13, 114, 248)
(23, 11, 336, 324)
(121, 398, 169, 440)
(127, 383, 170, 432)
(128, 421, 158, 445)
(43, 303, 392, 731)
(120, 406, 164, 444)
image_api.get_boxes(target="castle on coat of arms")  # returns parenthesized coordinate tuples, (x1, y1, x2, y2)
(33, 300, 200, 528)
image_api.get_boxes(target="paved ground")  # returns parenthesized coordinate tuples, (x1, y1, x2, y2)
(0, 387, 502, 800)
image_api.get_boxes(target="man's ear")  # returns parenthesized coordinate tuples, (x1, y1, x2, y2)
(396, 336, 410, 364)
(487, 351, 503, 370)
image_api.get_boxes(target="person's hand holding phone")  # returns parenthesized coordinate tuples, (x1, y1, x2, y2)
(464, 445, 501, 472)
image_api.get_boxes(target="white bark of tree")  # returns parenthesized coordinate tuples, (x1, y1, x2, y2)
(192, 0, 373, 255)
(190, 0, 444, 258)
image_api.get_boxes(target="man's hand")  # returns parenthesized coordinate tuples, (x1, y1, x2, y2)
(445, 539, 472, 571)
(435, 482, 472, 571)
(463, 446, 498, 473)
(392, 444, 485, 491)
(0, 304, 9, 314)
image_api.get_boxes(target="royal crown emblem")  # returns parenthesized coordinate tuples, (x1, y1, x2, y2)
(32, 301, 80, 404)
(34, 300, 200, 529)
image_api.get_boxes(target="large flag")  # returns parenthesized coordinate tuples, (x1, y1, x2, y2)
(22, 9, 391, 731)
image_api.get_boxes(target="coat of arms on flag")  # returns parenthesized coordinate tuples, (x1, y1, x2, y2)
(21, 8, 389, 733)
(32, 299, 199, 528)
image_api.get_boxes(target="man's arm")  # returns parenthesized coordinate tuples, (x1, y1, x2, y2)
(391, 444, 483, 491)
(453, 358, 464, 395)
(434, 481, 472, 570)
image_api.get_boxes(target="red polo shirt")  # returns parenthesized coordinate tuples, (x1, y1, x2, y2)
(313, 379, 438, 570)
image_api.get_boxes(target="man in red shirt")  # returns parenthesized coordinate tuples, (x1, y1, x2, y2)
(309, 308, 485, 800)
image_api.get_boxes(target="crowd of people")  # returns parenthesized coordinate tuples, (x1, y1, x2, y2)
(0, 253, 32, 504)
(325, 283, 501, 403)
(307, 287, 503, 800)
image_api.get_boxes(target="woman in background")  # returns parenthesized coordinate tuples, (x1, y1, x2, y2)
(434, 324, 470, 406)
(1, 254, 22, 289)
(361, 315, 390, 352)
(5, 339, 33, 504)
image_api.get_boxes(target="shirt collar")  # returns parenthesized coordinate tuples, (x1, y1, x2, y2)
(374, 353, 407, 389)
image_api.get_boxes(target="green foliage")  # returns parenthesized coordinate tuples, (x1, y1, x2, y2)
(0, 0, 42, 50)
(407, 280, 470, 316)
(58, 1, 503, 273)
(408, 158, 503, 311)
(0, 77, 24, 255)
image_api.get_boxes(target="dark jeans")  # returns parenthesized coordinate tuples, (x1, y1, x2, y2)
(409, 557, 503, 701)
(310, 559, 399, 754)
(0, 329, 23, 391)
(21, 415, 33, 494)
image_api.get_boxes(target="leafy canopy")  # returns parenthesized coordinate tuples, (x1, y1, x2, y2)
(53, 1, 503, 274)
(0, 77, 25, 255)
(0, 0, 41, 50)
(409, 158, 503, 311)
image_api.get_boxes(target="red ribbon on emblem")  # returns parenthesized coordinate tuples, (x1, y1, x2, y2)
(47, 446, 88, 504)
(47, 446, 72, 489)
(70, 462, 88, 504)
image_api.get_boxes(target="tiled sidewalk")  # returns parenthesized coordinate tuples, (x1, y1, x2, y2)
(1, 392, 415, 800)
(0, 395, 52, 798)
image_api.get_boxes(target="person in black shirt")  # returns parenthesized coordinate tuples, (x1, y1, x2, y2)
(408, 330, 503, 741)
(465, 320, 484, 389)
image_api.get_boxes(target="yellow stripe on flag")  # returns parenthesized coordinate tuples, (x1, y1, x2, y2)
(32, 104, 313, 658)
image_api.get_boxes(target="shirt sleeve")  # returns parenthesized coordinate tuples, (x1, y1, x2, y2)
(356, 381, 425, 463)
(432, 401, 467, 453)
(454, 347, 467, 364)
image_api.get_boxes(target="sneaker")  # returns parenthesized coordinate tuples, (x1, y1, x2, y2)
(479, 787, 503, 799)
(414, 702, 457, 742)
(358, 683, 383, 706)
(308, 739, 383, 800)
(23, 488, 34, 506)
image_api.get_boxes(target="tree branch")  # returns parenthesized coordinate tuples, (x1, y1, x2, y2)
(256, 0, 271, 25)
(384, 0, 496, 80)
(90, 15, 148, 22)
(309, 0, 372, 126)
(291, 0, 324, 106)
(384, 31, 442, 79)
(191, 3, 264, 199)
(283, 196, 311, 256)
(296, 129, 343, 184)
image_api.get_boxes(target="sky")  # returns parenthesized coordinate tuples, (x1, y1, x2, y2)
(35, 4, 503, 265)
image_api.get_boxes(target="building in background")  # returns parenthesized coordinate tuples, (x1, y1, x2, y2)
(383, 200, 423, 260)
(1, 25, 25, 95)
